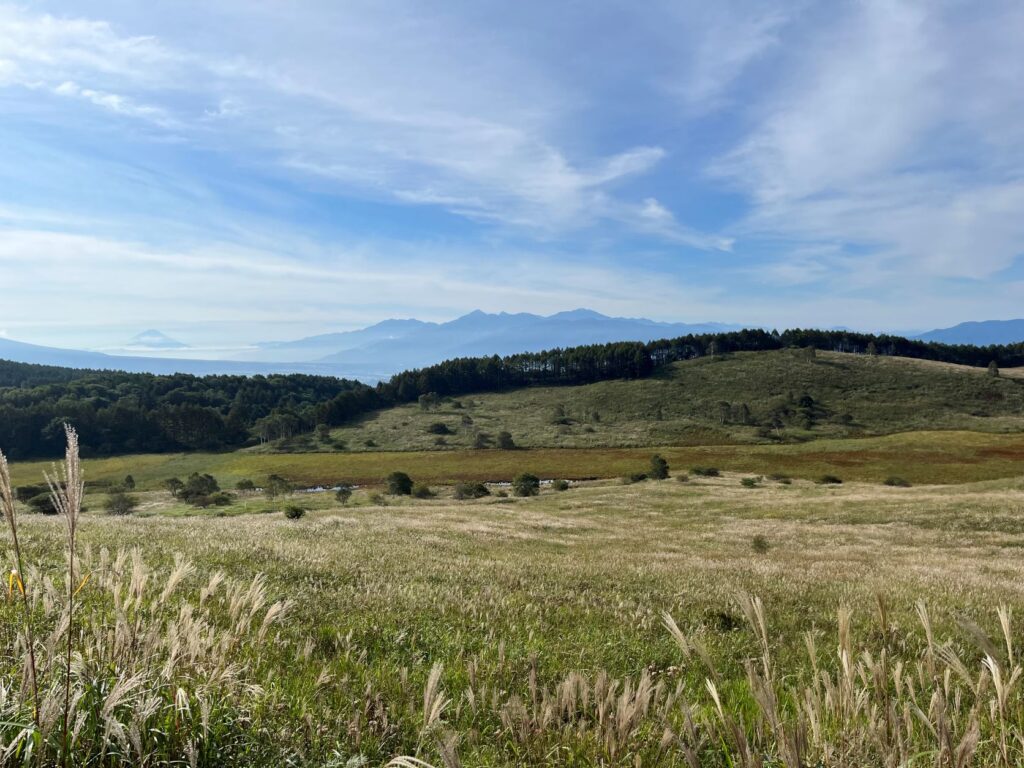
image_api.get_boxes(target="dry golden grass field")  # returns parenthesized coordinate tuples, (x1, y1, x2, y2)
(5, 450, 1024, 765)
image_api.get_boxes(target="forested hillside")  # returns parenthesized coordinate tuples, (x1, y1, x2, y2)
(3, 328, 1024, 459)
(0, 364, 366, 458)
(294, 350, 1024, 453)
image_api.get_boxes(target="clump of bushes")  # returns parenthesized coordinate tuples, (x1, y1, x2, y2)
(411, 483, 435, 499)
(235, 478, 256, 493)
(818, 474, 843, 485)
(497, 431, 516, 450)
(768, 473, 792, 485)
(387, 471, 414, 495)
(740, 477, 760, 488)
(691, 467, 720, 477)
(751, 535, 770, 554)
(454, 482, 490, 500)
(675, 473, 690, 483)
(622, 473, 647, 485)
(104, 489, 139, 516)
(512, 472, 540, 497)
(884, 476, 912, 487)
(27, 493, 58, 515)
(283, 504, 306, 520)
(426, 422, 452, 435)
(552, 479, 570, 492)
(172, 473, 234, 508)
(190, 491, 234, 509)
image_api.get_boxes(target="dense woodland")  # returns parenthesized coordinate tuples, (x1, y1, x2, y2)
(2, 328, 1023, 458)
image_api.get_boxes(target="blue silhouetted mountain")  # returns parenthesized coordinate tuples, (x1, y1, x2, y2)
(915, 320, 1024, 346)
(315, 309, 739, 372)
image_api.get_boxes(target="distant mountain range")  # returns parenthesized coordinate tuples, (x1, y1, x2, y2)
(3, 311, 1023, 382)
(914, 319, 1024, 346)
(0, 310, 737, 380)
(256, 309, 739, 371)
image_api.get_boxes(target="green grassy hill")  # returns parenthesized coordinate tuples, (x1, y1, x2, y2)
(272, 350, 1024, 453)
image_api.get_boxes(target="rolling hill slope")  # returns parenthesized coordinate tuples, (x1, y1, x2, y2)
(272, 349, 1024, 453)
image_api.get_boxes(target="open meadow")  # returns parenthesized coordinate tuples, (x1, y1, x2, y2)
(4, 456, 1024, 765)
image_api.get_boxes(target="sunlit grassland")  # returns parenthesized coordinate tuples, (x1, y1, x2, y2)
(293, 350, 1024, 453)
(8, 429, 1024, 492)
(5, 472, 1024, 764)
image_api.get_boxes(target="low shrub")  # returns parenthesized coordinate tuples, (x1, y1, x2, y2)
(512, 473, 540, 497)
(104, 490, 139, 516)
(335, 485, 353, 504)
(411, 483, 435, 499)
(283, 505, 306, 520)
(884, 476, 912, 487)
(751, 535, 770, 553)
(387, 471, 414, 495)
(27, 493, 58, 515)
(622, 472, 648, 485)
(552, 479, 570, 492)
(818, 474, 843, 485)
(691, 467, 720, 477)
(740, 477, 760, 488)
(454, 482, 490, 500)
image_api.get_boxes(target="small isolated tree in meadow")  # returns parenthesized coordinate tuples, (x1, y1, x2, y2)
(497, 431, 516, 450)
(512, 472, 540, 497)
(649, 454, 669, 480)
(123, 474, 136, 491)
(164, 477, 183, 498)
(335, 484, 353, 505)
(235, 478, 256, 493)
(179, 473, 220, 505)
(105, 489, 139, 516)
(264, 474, 292, 499)
(989, 360, 1000, 377)
(386, 471, 414, 495)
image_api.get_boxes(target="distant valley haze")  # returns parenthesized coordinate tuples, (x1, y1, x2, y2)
(2, 308, 1023, 381)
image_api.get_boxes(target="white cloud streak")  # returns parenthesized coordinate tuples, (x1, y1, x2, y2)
(0, 2, 728, 246)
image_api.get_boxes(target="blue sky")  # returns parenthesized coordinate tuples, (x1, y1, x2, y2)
(1, 0, 1023, 349)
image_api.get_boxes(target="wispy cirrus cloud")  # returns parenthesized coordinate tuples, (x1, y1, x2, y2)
(0, 2, 725, 245)
(712, 0, 1024, 282)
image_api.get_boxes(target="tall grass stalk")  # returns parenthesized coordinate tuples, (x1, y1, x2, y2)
(43, 425, 84, 768)
(0, 449, 40, 737)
